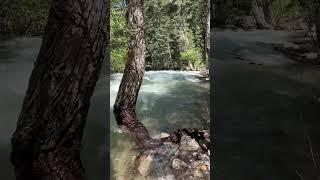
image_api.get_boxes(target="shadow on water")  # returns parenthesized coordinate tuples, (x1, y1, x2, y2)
(213, 30, 320, 180)
(0, 145, 15, 179)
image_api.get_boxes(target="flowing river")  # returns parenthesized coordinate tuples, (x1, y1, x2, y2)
(0, 37, 209, 179)
(1, 29, 320, 179)
(110, 71, 209, 179)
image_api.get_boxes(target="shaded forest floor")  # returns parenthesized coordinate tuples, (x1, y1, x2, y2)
(213, 29, 320, 180)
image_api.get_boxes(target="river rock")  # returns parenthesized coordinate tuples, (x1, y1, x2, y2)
(152, 132, 170, 139)
(156, 175, 176, 180)
(199, 154, 210, 162)
(172, 159, 187, 169)
(137, 155, 153, 176)
(180, 135, 200, 151)
(193, 169, 204, 178)
(160, 132, 170, 138)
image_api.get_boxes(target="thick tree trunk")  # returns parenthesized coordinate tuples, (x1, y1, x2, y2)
(113, 0, 149, 139)
(252, 0, 271, 29)
(10, 0, 109, 179)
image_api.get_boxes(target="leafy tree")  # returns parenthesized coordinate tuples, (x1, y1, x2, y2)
(0, 0, 50, 35)
(110, 0, 208, 72)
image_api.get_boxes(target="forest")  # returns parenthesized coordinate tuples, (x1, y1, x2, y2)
(110, 0, 209, 72)
(0, 0, 209, 72)
(213, 0, 320, 62)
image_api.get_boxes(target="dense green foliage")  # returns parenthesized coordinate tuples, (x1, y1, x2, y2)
(110, 0, 208, 72)
(0, 0, 50, 35)
(110, 2, 128, 72)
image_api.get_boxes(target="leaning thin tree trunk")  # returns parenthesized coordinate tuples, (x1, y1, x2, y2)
(10, 0, 109, 179)
(113, 0, 149, 139)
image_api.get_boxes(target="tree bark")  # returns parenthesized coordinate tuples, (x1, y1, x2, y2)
(252, 0, 271, 29)
(113, 0, 149, 139)
(10, 0, 109, 179)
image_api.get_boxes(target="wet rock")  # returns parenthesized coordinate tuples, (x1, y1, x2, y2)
(160, 132, 170, 138)
(199, 164, 209, 172)
(152, 132, 170, 139)
(134, 132, 210, 179)
(199, 154, 210, 162)
(193, 169, 204, 178)
(172, 159, 187, 169)
(156, 175, 176, 180)
(180, 135, 200, 151)
(137, 155, 153, 176)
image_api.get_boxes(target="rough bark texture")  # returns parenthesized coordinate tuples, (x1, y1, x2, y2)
(10, 0, 109, 179)
(113, 0, 149, 139)
(252, 0, 271, 29)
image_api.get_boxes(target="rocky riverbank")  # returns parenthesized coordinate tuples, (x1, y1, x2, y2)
(132, 129, 210, 180)
(272, 37, 319, 65)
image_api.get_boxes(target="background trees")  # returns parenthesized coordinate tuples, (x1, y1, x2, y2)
(0, 0, 50, 35)
(110, 0, 209, 72)
(212, 0, 320, 62)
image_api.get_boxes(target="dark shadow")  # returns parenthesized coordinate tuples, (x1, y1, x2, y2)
(212, 30, 320, 180)
(0, 145, 15, 179)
